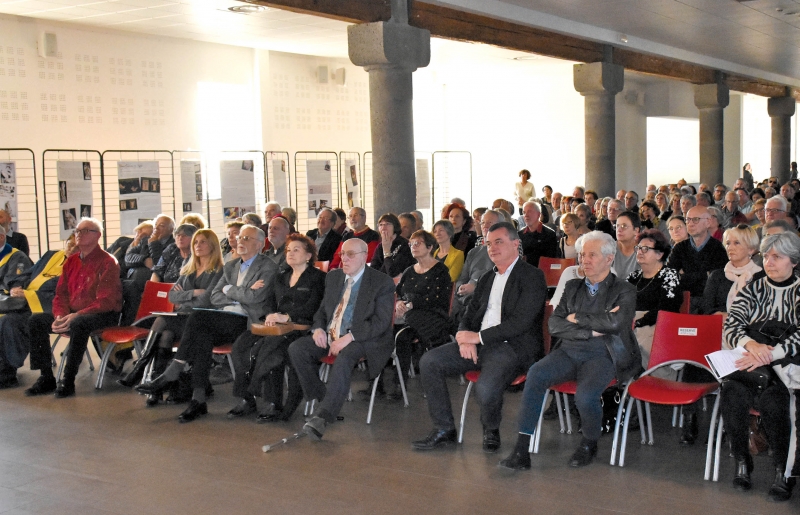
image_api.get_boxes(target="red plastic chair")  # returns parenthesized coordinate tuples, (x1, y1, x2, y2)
(609, 311, 724, 479)
(212, 343, 236, 380)
(89, 281, 175, 389)
(538, 257, 576, 288)
(679, 291, 690, 314)
(458, 303, 554, 444)
(313, 261, 330, 273)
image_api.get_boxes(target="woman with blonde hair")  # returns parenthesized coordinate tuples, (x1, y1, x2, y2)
(558, 213, 581, 259)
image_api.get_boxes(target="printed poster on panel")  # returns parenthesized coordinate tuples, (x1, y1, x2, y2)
(344, 159, 360, 209)
(0, 162, 18, 231)
(118, 161, 162, 235)
(272, 159, 289, 208)
(56, 161, 93, 240)
(181, 161, 203, 213)
(220, 160, 256, 223)
(306, 160, 332, 219)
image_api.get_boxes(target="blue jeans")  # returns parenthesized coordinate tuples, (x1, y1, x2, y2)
(420, 341, 521, 431)
(517, 341, 615, 441)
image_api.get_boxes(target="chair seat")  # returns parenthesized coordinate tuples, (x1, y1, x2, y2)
(627, 376, 718, 405)
(319, 354, 336, 365)
(213, 343, 233, 354)
(96, 327, 149, 344)
(552, 378, 617, 395)
(464, 370, 526, 386)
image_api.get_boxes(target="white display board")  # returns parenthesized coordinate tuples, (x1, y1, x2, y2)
(117, 161, 162, 235)
(57, 161, 94, 240)
(272, 159, 289, 208)
(306, 160, 333, 219)
(220, 160, 256, 222)
(344, 159, 361, 208)
(415, 158, 431, 210)
(0, 162, 18, 231)
(180, 160, 203, 213)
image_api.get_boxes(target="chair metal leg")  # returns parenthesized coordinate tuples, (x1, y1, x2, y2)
(554, 391, 566, 433)
(619, 396, 636, 467)
(705, 394, 722, 481)
(713, 415, 725, 481)
(95, 340, 115, 389)
(532, 393, 548, 454)
(644, 402, 654, 445)
(226, 354, 235, 380)
(366, 372, 384, 424)
(636, 400, 646, 445)
(610, 389, 630, 466)
(393, 354, 409, 408)
(561, 392, 573, 435)
(458, 382, 474, 444)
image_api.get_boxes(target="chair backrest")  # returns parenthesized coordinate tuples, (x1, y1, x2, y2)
(538, 257, 576, 288)
(134, 281, 176, 322)
(314, 261, 330, 273)
(542, 303, 555, 355)
(649, 311, 724, 370)
(448, 283, 456, 315)
(679, 291, 690, 314)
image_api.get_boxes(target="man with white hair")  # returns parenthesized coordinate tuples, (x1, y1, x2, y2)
(24, 218, 121, 398)
(500, 231, 639, 470)
(0, 209, 29, 257)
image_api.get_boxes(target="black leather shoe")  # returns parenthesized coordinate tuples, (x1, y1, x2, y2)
(569, 439, 598, 467)
(54, 381, 75, 398)
(0, 376, 19, 389)
(483, 428, 501, 453)
(679, 413, 698, 445)
(256, 403, 280, 423)
(412, 428, 457, 451)
(145, 393, 160, 407)
(24, 375, 56, 396)
(767, 469, 794, 502)
(732, 455, 754, 491)
(134, 374, 173, 396)
(178, 400, 208, 423)
(227, 399, 257, 418)
(302, 415, 327, 441)
(499, 451, 531, 471)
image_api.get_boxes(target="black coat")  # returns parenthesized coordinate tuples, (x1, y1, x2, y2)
(305, 229, 342, 263)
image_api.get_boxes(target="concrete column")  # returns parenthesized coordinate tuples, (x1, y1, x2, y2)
(348, 4, 430, 223)
(574, 62, 623, 197)
(694, 83, 729, 187)
(768, 96, 796, 183)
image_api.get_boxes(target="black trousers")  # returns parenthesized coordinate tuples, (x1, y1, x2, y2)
(232, 331, 303, 403)
(175, 310, 248, 390)
(720, 379, 790, 467)
(28, 311, 119, 382)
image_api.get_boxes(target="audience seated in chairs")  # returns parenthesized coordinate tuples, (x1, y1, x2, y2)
(136, 224, 277, 422)
(122, 215, 175, 325)
(392, 230, 453, 399)
(413, 222, 546, 453)
(329, 207, 380, 269)
(720, 232, 800, 502)
(227, 233, 326, 422)
(500, 231, 639, 471)
(370, 213, 414, 278)
(518, 201, 558, 267)
(432, 219, 464, 282)
(0, 235, 76, 389)
(24, 217, 122, 398)
(288, 238, 395, 441)
(117, 229, 224, 406)
(223, 221, 243, 264)
(150, 224, 196, 283)
(265, 215, 291, 268)
(451, 210, 501, 322)
(305, 207, 342, 262)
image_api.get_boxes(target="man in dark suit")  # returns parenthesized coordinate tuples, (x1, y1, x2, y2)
(289, 238, 395, 440)
(518, 201, 558, 266)
(136, 224, 278, 422)
(305, 207, 342, 262)
(412, 222, 547, 453)
(500, 231, 639, 471)
(595, 199, 622, 240)
(0, 210, 28, 257)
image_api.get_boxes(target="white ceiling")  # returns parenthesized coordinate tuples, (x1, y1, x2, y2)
(1, 0, 800, 84)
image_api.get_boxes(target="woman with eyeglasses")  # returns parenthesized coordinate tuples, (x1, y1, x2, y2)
(432, 219, 464, 282)
(700, 225, 762, 318)
(558, 213, 581, 259)
(627, 229, 681, 368)
(720, 231, 800, 502)
(393, 230, 453, 399)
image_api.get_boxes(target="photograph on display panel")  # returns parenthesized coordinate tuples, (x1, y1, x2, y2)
(117, 161, 161, 235)
(344, 159, 360, 208)
(271, 159, 289, 208)
(306, 160, 333, 218)
(180, 161, 202, 213)
(220, 160, 256, 223)
(0, 162, 18, 232)
(56, 161, 93, 240)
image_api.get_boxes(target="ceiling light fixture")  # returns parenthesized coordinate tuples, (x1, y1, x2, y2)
(619, 34, 629, 43)
(228, 4, 268, 13)
(511, 55, 543, 60)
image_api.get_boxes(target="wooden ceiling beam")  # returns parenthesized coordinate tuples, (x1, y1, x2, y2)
(254, 0, 799, 99)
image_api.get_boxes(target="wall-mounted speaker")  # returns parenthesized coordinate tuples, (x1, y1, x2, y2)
(38, 32, 57, 58)
(333, 68, 346, 86)
(317, 65, 328, 84)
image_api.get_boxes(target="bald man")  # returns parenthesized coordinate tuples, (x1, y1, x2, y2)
(665, 206, 727, 313)
(518, 201, 558, 266)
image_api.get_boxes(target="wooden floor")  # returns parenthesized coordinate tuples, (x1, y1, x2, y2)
(0, 345, 797, 515)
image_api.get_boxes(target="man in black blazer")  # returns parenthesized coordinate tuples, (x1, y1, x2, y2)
(413, 222, 547, 453)
(305, 207, 342, 262)
(0, 210, 29, 257)
(288, 238, 395, 440)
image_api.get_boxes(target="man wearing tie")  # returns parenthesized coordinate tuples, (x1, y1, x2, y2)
(288, 238, 395, 440)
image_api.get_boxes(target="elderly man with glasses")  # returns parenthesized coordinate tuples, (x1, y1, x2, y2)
(24, 218, 122, 398)
(665, 206, 728, 313)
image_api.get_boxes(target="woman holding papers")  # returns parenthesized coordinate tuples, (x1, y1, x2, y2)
(117, 229, 223, 406)
(720, 231, 800, 502)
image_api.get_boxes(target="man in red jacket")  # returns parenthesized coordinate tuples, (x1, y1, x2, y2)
(24, 217, 122, 398)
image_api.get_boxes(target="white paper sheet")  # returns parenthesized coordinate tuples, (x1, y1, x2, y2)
(705, 346, 747, 380)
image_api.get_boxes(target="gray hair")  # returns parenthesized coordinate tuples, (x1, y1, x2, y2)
(319, 207, 337, 224)
(174, 224, 198, 238)
(681, 194, 697, 206)
(523, 200, 541, 213)
(450, 197, 466, 206)
(155, 214, 176, 232)
(432, 219, 455, 239)
(411, 210, 423, 225)
(242, 212, 262, 227)
(766, 195, 788, 211)
(761, 231, 800, 264)
(579, 230, 616, 258)
(608, 199, 623, 209)
(79, 217, 104, 236)
(707, 206, 724, 225)
(240, 224, 266, 243)
(265, 201, 282, 211)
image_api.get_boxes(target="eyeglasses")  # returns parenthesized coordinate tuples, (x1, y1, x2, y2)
(338, 250, 366, 259)
(765, 208, 786, 215)
(616, 224, 631, 230)
(634, 245, 654, 253)
(74, 228, 99, 235)
(408, 241, 425, 248)
(238, 235, 256, 242)
(735, 223, 750, 230)
(685, 217, 708, 224)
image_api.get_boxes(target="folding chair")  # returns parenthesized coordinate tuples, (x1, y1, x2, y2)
(609, 311, 724, 480)
(89, 281, 174, 388)
(313, 261, 330, 273)
(538, 257, 576, 288)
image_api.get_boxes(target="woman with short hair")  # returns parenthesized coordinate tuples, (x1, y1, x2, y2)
(432, 220, 464, 282)
(701, 225, 762, 316)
